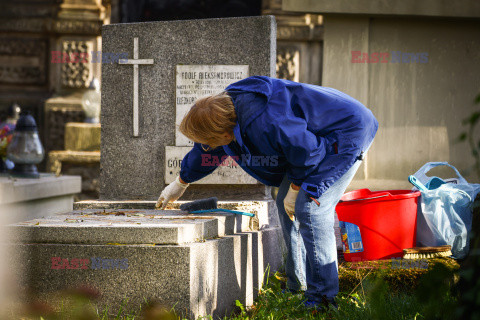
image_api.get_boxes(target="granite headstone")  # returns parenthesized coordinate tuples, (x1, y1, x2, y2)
(100, 16, 277, 200)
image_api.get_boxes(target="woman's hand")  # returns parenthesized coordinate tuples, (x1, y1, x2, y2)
(283, 183, 300, 221)
(155, 176, 189, 210)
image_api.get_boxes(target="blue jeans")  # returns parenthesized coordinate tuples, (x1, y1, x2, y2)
(275, 157, 364, 304)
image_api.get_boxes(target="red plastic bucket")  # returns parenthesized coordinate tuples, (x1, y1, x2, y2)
(336, 189, 420, 261)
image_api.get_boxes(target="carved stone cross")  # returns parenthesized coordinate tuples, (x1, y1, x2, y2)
(119, 37, 154, 137)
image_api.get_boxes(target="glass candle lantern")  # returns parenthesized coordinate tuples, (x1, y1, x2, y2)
(6, 112, 44, 178)
(82, 78, 101, 123)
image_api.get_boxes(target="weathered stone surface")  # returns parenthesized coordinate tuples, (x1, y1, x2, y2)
(290, 1, 480, 185)
(0, 175, 80, 204)
(9, 237, 249, 319)
(8, 210, 219, 245)
(249, 227, 286, 293)
(44, 95, 86, 152)
(100, 16, 277, 200)
(58, 162, 100, 200)
(73, 199, 281, 231)
(8, 209, 285, 318)
(0, 174, 81, 223)
(64, 122, 101, 151)
(283, 0, 480, 17)
(47, 150, 100, 174)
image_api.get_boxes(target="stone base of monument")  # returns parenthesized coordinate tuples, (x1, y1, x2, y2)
(0, 174, 81, 224)
(7, 200, 285, 319)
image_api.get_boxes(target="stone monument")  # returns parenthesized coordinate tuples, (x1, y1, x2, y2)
(100, 16, 277, 200)
(8, 16, 285, 319)
(47, 122, 101, 200)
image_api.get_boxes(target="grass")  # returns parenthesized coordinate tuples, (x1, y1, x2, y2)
(220, 271, 429, 320)
(82, 279, 427, 320)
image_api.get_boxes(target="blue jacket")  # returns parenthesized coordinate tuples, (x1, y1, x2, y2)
(180, 76, 378, 198)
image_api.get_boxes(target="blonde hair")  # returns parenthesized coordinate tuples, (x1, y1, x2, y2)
(179, 92, 237, 149)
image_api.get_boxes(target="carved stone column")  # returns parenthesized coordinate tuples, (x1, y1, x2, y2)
(44, 0, 108, 152)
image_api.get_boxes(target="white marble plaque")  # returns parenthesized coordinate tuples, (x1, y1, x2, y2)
(165, 146, 258, 184)
(175, 65, 249, 146)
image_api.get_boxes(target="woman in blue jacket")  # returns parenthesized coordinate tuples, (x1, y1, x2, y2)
(156, 76, 378, 311)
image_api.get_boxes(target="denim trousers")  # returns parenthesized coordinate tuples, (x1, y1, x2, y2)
(275, 157, 364, 304)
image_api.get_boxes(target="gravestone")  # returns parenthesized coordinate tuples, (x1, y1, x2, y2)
(100, 16, 277, 200)
(8, 16, 285, 319)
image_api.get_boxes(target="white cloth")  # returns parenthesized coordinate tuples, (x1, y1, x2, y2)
(155, 176, 189, 210)
(283, 184, 299, 221)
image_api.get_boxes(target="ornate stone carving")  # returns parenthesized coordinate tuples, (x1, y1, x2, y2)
(0, 19, 46, 33)
(0, 37, 47, 85)
(262, 0, 283, 11)
(276, 46, 300, 82)
(61, 40, 91, 88)
(277, 25, 310, 40)
(52, 20, 103, 35)
(0, 17, 103, 35)
(44, 108, 85, 152)
(277, 25, 323, 41)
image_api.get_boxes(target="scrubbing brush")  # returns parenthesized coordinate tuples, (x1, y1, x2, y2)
(180, 197, 218, 212)
(403, 245, 452, 259)
(180, 197, 255, 217)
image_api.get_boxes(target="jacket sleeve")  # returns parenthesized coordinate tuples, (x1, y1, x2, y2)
(179, 142, 228, 183)
(274, 116, 328, 187)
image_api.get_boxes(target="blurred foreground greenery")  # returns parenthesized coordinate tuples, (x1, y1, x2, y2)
(10, 247, 480, 320)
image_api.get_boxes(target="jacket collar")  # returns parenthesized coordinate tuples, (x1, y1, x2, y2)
(226, 76, 273, 98)
(226, 76, 273, 128)
(233, 122, 243, 145)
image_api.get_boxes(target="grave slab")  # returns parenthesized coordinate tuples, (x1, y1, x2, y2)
(8, 208, 284, 319)
(74, 199, 281, 231)
(8, 210, 219, 245)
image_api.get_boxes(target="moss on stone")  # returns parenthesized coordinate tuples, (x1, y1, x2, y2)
(338, 257, 460, 293)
